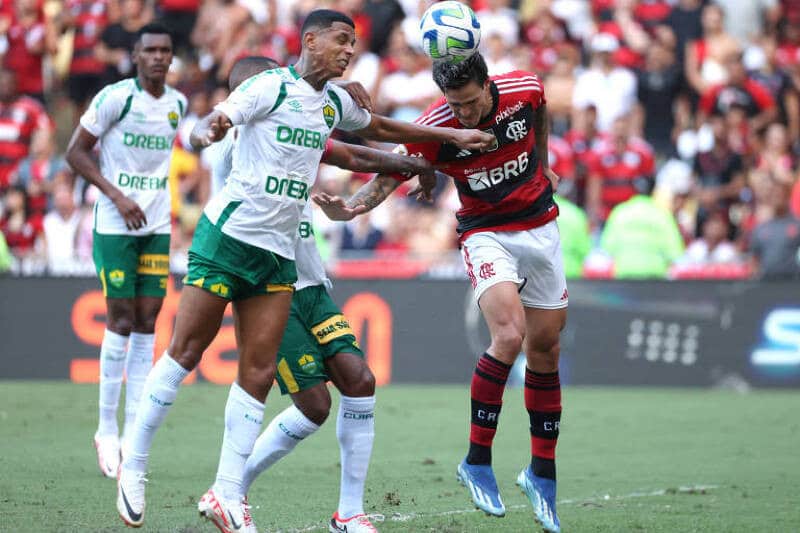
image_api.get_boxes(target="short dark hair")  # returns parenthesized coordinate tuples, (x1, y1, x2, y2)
(229, 56, 280, 91)
(301, 9, 355, 35)
(136, 22, 172, 44)
(432, 53, 489, 92)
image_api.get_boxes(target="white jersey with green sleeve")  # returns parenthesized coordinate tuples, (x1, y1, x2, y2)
(80, 78, 187, 236)
(213, 126, 330, 290)
(203, 65, 371, 259)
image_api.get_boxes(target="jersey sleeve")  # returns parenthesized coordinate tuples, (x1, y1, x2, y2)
(327, 85, 372, 131)
(214, 72, 283, 126)
(79, 83, 129, 138)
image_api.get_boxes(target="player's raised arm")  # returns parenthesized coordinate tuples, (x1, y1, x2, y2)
(355, 113, 494, 151)
(66, 126, 147, 230)
(324, 140, 434, 182)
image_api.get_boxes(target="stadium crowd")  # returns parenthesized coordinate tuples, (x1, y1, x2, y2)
(1, 0, 800, 279)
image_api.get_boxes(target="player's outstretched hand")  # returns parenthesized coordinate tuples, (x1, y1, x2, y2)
(312, 192, 368, 221)
(113, 195, 147, 230)
(335, 80, 373, 112)
(449, 128, 495, 151)
(191, 112, 232, 148)
(407, 169, 448, 202)
(543, 167, 560, 192)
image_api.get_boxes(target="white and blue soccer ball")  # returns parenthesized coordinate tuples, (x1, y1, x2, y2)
(419, 1, 481, 64)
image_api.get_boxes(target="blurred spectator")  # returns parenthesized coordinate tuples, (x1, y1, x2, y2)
(63, 0, 109, 114)
(756, 122, 796, 182)
(477, 0, 518, 48)
(377, 36, 438, 121)
(664, 0, 704, 66)
(684, 4, 739, 95)
(342, 215, 383, 251)
(692, 113, 745, 235)
(586, 115, 655, 223)
(156, 0, 200, 56)
(483, 29, 515, 75)
(749, 35, 800, 144)
(362, 0, 405, 55)
(2, 0, 53, 101)
(600, 177, 685, 278)
(96, 0, 150, 86)
(11, 129, 69, 214)
(564, 105, 608, 204)
(554, 193, 590, 279)
(698, 50, 777, 132)
(0, 69, 53, 189)
(715, 0, 780, 46)
(522, 8, 574, 77)
(42, 180, 83, 274)
(0, 184, 43, 258)
(636, 40, 682, 156)
(681, 209, 740, 264)
(749, 178, 800, 279)
(544, 53, 578, 136)
(573, 32, 637, 132)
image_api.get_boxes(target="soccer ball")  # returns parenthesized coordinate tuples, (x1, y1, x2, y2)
(419, 1, 481, 64)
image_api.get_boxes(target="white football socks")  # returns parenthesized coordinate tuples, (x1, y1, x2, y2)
(213, 383, 265, 501)
(241, 404, 320, 494)
(123, 332, 154, 440)
(123, 353, 188, 472)
(97, 329, 128, 437)
(336, 395, 376, 519)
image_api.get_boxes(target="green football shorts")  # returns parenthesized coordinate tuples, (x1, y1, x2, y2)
(93, 231, 170, 298)
(184, 214, 296, 300)
(275, 285, 364, 395)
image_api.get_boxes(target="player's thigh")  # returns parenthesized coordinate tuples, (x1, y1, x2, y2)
(169, 285, 229, 368)
(233, 291, 293, 388)
(511, 221, 569, 310)
(134, 233, 170, 300)
(93, 231, 139, 300)
(523, 306, 567, 372)
(478, 281, 526, 363)
(274, 303, 328, 398)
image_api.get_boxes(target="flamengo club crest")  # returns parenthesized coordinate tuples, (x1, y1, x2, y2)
(322, 104, 336, 128)
(506, 119, 527, 141)
(168, 110, 179, 129)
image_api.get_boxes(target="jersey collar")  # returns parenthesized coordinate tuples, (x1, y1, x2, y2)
(288, 65, 301, 80)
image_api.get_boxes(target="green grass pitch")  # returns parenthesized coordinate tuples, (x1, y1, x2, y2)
(1, 383, 798, 532)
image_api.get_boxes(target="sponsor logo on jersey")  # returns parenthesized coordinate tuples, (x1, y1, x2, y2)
(466, 152, 530, 191)
(265, 175, 310, 201)
(298, 354, 319, 374)
(137, 254, 169, 276)
(108, 269, 125, 288)
(456, 148, 473, 158)
(288, 99, 303, 112)
(495, 100, 525, 124)
(168, 110, 179, 129)
(505, 119, 528, 141)
(322, 103, 336, 128)
(276, 125, 328, 149)
(118, 172, 168, 190)
(122, 132, 173, 150)
(311, 314, 354, 344)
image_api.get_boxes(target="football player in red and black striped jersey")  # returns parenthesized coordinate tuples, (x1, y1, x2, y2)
(314, 52, 567, 532)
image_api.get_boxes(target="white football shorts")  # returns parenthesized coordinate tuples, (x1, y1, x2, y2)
(461, 220, 569, 309)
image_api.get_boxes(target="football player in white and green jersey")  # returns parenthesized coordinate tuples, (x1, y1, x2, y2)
(65, 22, 186, 485)
(118, 10, 493, 532)
(207, 56, 437, 533)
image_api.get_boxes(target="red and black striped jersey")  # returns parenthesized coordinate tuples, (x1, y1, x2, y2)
(390, 70, 557, 240)
(0, 96, 53, 187)
(67, 0, 108, 75)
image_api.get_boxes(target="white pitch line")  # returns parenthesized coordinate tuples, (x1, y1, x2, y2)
(266, 484, 719, 532)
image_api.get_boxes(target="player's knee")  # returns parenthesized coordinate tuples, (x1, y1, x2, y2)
(132, 315, 157, 333)
(240, 361, 277, 390)
(295, 393, 331, 426)
(339, 364, 375, 397)
(168, 339, 204, 371)
(526, 331, 560, 367)
(107, 314, 134, 337)
(491, 326, 524, 358)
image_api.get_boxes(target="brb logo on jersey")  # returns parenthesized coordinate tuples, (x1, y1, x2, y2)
(467, 152, 529, 191)
(505, 119, 527, 141)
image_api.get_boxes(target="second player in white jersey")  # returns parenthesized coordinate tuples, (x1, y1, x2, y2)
(80, 78, 187, 236)
(204, 65, 371, 259)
